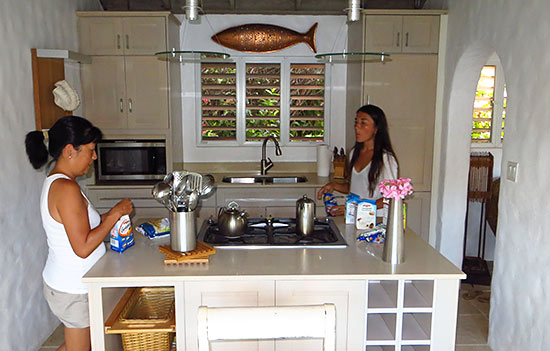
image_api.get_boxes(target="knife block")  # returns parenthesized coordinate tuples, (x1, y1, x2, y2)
(333, 159, 346, 179)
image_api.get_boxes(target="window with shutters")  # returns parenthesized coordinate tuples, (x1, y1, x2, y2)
(199, 59, 327, 145)
(471, 60, 506, 146)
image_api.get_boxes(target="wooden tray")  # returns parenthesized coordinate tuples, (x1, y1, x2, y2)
(159, 241, 216, 265)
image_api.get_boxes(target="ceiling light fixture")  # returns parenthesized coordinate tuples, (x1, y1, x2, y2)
(346, 0, 362, 22)
(184, 0, 201, 21)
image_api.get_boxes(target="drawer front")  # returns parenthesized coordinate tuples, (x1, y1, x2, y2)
(87, 187, 161, 208)
(216, 187, 315, 208)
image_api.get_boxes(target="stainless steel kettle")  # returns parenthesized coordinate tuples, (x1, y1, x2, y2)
(218, 201, 248, 237)
(296, 195, 316, 236)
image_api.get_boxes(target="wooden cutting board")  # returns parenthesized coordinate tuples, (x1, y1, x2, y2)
(159, 241, 216, 265)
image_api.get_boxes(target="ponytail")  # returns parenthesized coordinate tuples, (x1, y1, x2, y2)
(24, 116, 103, 170)
(25, 131, 49, 169)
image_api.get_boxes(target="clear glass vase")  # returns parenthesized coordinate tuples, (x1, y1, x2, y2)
(382, 197, 405, 264)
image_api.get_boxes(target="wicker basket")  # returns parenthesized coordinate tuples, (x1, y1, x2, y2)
(105, 287, 175, 351)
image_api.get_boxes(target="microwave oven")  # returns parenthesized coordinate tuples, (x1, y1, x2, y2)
(96, 139, 167, 182)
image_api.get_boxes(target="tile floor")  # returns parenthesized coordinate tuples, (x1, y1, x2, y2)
(40, 282, 493, 350)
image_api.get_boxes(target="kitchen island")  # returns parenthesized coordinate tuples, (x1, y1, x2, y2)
(84, 216, 464, 351)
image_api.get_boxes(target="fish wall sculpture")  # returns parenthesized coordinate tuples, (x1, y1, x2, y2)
(211, 23, 318, 53)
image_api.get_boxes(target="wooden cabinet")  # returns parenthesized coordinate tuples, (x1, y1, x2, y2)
(81, 56, 168, 129)
(79, 16, 166, 55)
(365, 15, 440, 54)
(77, 12, 180, 134)
(215, 187, 323, 218)
(349, 11, 446, 241)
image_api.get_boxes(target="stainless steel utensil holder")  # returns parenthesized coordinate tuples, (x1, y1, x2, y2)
(169, 210, 196, 252)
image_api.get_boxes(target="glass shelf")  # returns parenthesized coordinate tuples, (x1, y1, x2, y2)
(315, 52, 390, 63)
(155, 50, 231, 62)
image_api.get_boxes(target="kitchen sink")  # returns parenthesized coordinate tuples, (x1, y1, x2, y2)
(222, 175, 308, 184)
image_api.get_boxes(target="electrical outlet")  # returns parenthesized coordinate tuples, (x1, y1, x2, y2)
(507, 161, 518, 182)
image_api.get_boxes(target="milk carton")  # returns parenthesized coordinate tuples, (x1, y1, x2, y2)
(110, 215, 135, 253)
(345, 194, 360, 224)
(355, 199, 377, 230)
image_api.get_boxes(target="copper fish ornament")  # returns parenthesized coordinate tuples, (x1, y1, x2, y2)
(211, 23, 318, 53)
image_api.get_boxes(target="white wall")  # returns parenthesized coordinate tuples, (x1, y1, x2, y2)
(0, 0, 100, 350)
(179, 15, 348, 163)
(425, 0, 550, 349)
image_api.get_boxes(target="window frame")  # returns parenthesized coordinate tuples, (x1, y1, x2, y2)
(196, 56, 331, 147)
(471, 55, 506, 148)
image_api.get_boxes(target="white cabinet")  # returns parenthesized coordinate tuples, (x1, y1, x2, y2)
(184, 280, 275, 351)
(365, 15, 440, 54)
(79, 16, 166, 55)
(81, 56, 169, 129)
(78, 12, 180, 133)
(276, 280, 366, 351)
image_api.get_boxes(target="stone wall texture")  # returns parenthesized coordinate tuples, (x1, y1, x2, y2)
(0, 0, 99, 349)
(425, 0, 550, 349)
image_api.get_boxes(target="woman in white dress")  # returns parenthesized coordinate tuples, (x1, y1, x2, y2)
(25, 116, 133, 351)
(317, 104, 398, 216)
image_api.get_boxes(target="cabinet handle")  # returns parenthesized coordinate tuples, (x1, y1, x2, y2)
(128, 98, 133, 113)
(367, 95, 371, 105)
(405, 32, 409, 47)
(117, 34, 121, 49)
(119, 98, 124, 112)
(126, 34, 129, 50)
(396, 32, 400, 47)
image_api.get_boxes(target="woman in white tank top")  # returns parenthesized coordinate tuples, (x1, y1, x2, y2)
(25, 116, 133, 351)
(317, 105, 399, 216)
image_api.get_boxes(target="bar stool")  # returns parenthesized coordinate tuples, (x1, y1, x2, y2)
(197, 304, 336, 351)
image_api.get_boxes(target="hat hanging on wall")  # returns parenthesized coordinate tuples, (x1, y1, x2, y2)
(52, 80, 80, 111)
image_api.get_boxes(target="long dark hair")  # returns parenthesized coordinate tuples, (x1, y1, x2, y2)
(25, 116, 103, 169)
(348, 104, 398, 196)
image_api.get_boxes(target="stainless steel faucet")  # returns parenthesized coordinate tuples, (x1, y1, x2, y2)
(260, 136, 282, 175)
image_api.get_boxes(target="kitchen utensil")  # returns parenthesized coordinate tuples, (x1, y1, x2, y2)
(169, 210, 196, 252)
(217, 201, 248, 237)
(199, 174, 215, 197)
(187, 190, 199, 211)
(152, 182, 173, 210)
(184, 172, 203, 193)
(296, 195, 316, 236)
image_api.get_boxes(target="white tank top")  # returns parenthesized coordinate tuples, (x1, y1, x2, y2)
(41, 174, 105, 294)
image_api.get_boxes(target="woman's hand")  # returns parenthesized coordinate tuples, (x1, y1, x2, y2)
(316, 181, 351, 200)
(328, 205, 345, 217)
(317, 182, 336, 199)
(110, 198, 133, 218)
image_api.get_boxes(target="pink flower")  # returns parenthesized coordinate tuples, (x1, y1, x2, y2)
(378, 178, 413, 199)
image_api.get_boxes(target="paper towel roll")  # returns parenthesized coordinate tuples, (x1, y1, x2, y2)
(317, 144, 331, 177)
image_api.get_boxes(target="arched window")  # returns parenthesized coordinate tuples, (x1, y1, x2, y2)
(471, 55, 507, 145)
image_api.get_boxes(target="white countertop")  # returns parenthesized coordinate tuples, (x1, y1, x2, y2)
(83, 217, 465, 284)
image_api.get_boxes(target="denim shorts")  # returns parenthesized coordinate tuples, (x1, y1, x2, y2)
(43, 281, 90, 328)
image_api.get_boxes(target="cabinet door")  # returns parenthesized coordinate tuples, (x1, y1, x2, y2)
(79, 17, 123, 55)
(125, 56, 169, 129)
(122, 17, 166, 55)
(405, 191, 431, 242)
(184, 280, 275, 351)
(402, 16, 440, 54)
(81, 56, 127, 129)
(364, 15, 402, 53)
(276, 280, 366, 351)
(363, 54, 437, 192)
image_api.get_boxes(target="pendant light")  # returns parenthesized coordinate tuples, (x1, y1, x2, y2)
(184, 0, 201, 21)
(155, 0, 230, 62)
(346, 0, 362, 22)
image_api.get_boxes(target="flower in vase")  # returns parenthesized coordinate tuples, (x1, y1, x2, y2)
(378, 178, 414, 199)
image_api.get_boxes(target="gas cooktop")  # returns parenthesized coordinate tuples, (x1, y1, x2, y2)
(197, 217, 347, 249)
